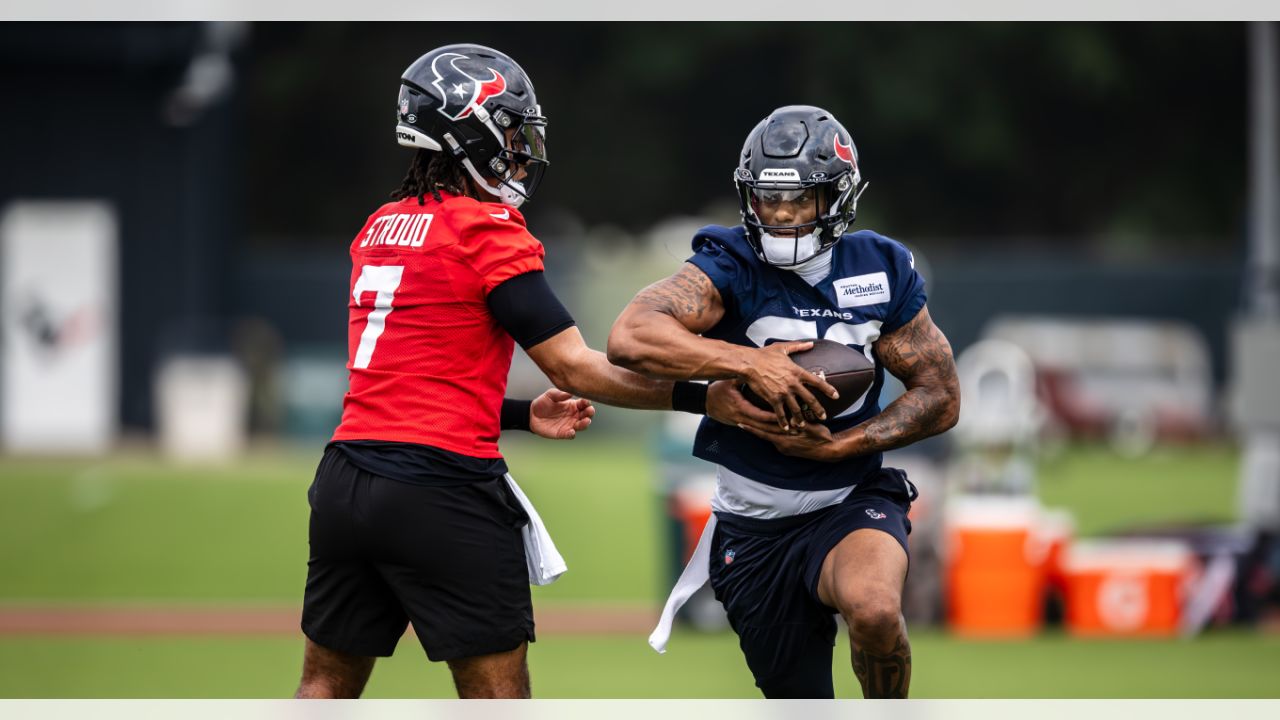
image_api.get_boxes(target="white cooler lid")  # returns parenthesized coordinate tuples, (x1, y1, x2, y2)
(944, 495, 1042, 530)
(1064, 539, 1194, 573)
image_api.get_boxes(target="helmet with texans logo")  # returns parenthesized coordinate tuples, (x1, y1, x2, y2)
(396, 44, 548, 207)
(734, 105, 867, 267)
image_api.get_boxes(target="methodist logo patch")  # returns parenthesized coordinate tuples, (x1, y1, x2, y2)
(723, 548, 736, 565)
(865, 508, 887, 520)
(833, 272, 891, 309)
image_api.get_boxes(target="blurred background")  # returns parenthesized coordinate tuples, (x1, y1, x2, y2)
(1, 21, 1278, 698)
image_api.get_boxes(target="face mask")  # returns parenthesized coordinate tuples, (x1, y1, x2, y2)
(461, 156, 528, 208)
(761, 232, 834, 285)
(761, 232, 821, 266)
(497, 181, 528, 209)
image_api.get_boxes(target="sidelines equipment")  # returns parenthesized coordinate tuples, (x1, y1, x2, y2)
(943, 496, 1049, 637)
(1062, 540, 1196, 637)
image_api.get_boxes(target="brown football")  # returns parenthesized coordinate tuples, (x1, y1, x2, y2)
(740, 338, 875, 422)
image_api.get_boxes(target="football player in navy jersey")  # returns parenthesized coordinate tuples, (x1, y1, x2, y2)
(609, 105, 961, 699)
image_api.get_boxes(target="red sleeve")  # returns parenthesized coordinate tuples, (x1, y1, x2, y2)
(451, 200, 546, 295)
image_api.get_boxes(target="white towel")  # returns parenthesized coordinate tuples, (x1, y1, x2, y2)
(648, 513, 717, 653)
(504, 473, 567, 586)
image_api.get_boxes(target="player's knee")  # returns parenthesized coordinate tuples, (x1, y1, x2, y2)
(759, 672, 835, 699)
(450, 670, 530, 699)
(447, 645, 531, 699)
(295, 639, 374, 699)
(839, 592, 902, 646)
(755, 641, 836, 699)
(294, 675, 363, 699)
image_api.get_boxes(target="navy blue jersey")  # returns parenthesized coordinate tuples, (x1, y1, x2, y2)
(687, 225, 926, 491)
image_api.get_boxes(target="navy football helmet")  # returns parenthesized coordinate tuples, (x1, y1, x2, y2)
(396, 44, 548, 206)
(734, 105, 866, 266)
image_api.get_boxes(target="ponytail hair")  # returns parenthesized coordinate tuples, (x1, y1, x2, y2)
(390, 150, 472, 204)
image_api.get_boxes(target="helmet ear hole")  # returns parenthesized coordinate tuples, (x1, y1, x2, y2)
(452, 123, 484, 145)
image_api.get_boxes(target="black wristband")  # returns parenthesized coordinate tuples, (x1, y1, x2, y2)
(671, 381, 708, 415)
(500, 398, 533, 432)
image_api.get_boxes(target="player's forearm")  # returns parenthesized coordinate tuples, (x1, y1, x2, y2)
(551, 346, 676, 410)
(831, 383, 959, 458)
(607, 310, 752, 381)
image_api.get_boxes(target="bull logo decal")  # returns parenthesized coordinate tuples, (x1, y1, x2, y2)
(430, 52, 508, 121)
(834, 133, 858, 170)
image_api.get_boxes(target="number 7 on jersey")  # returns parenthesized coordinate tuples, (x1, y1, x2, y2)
(352, 264, 404, 369)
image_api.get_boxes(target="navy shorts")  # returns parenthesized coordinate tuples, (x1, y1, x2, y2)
(707, 467, 915, 698)
(301, 447, 534, 661)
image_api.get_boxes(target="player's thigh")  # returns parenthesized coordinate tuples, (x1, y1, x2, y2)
(816, 527, 908, 614)
(807, 488, 911, 613)
(302, 449, 411, 657)
(370, 477, 534, 663)
(710, 516, 838, 693)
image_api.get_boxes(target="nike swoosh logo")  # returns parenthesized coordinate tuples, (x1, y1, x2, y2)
(489, 209, 510, 220)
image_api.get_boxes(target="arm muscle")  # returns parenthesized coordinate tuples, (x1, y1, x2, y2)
(835, 306, 960, 455)
(608, 263, 754, 380)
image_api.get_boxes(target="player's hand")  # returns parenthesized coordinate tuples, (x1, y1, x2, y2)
(706, 380, 779, 434)
(737, 420, 840, 461)
(737, 341, 839, 432)
(530, 389, 595, 440)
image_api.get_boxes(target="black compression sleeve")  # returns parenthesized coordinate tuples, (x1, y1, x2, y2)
(487, 271, 577, 349)
(501, 398, 533, 431)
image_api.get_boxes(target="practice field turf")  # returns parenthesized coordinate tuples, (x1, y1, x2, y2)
(0, 438, 662, 603)
(0, 438, 1241, 603)
(1, 436, 1273, 698)
(0, 630, 1276, 698)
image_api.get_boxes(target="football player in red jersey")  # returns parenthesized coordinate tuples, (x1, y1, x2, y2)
(293, 45, 839, 700)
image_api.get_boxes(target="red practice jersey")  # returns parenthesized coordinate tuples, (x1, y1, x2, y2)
(331, 192, 544, 458)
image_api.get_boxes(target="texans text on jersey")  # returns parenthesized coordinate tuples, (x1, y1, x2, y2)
(793, 307, 856, 321)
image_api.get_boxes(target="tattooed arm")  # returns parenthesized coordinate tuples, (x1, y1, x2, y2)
(608, 262, 837, 428)
(737, 305, 960, 460)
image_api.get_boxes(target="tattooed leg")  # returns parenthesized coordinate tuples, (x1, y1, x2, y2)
(817, 528, 912, 699)
(850, 619, 912, 698)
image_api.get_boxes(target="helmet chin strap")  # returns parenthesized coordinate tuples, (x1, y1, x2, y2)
(786, 242, 834, 286)
(459, 156, 528, 208)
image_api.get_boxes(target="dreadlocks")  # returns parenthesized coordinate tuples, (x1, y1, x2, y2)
(390, 150, 472, 204)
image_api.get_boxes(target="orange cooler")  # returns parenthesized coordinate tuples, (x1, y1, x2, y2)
(943, 496, 1047, 637)
(670, 481, 714, 563)
(1062, 540, 1195, 637)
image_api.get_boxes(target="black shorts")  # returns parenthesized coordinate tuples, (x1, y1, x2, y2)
(301, 446, 534, 661)
(707, 467, 915, 698)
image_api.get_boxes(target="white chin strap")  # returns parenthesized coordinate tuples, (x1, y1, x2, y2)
(761, 232, 833, 285)
(460, 157, 528, 209)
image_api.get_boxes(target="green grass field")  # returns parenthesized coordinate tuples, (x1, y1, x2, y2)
(1, 437, 1276, 698)
(0, 438, 1242, 603)
(1, 631, 1276, 698)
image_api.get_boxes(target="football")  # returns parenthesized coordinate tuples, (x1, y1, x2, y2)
(740, 338, 874, 422)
